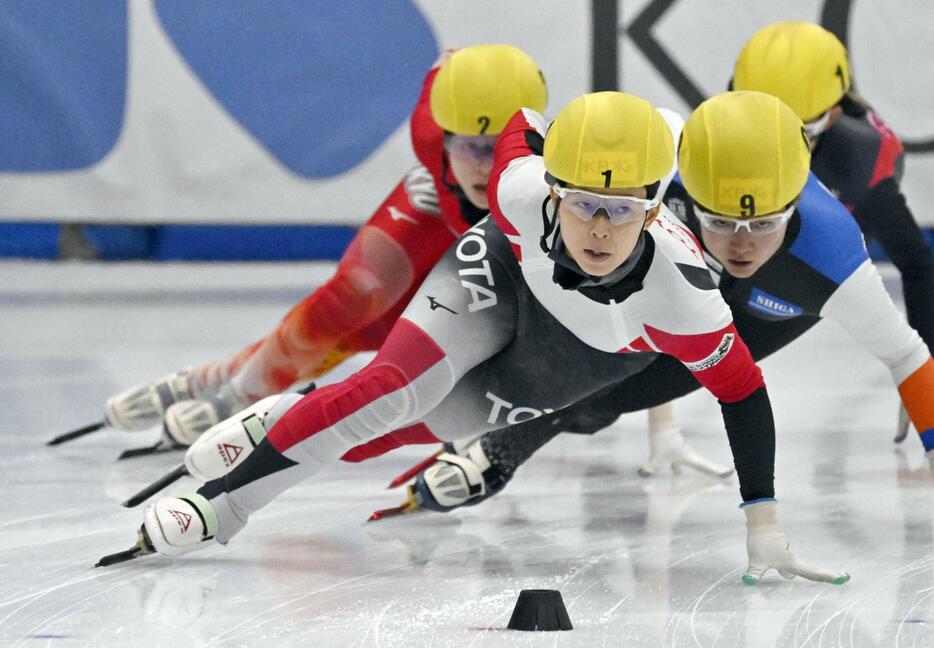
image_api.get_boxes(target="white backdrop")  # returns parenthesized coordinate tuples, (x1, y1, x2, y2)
(0, 0, 930, 226)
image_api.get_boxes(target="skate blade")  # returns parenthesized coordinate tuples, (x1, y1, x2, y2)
(386, 450, 443, 489)
(47, 420, 107, 446)
(122, 464, 190, 507)
(95, 527, 154, 567)
(367, 487, 422, 522)
(117, 439, 185, 461)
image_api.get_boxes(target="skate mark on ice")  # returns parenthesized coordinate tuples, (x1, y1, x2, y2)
(896, 588, 934, 648)
(687, 567, 742, 648)
(353, 599, 395, 648)
(204, 561, 417, 645)
(8, 565, 169, 648)
(710, 608, 740, 648)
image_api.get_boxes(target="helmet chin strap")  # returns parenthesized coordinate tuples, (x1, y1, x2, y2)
(539, 196, 560, 253)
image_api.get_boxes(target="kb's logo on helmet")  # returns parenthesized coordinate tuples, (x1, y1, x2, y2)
(718, 179, 774, 207)
(580, 152, 637, 178)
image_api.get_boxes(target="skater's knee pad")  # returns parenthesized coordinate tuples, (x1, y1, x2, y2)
(284, 263, 397, 344)
(321, 363, 415, 446)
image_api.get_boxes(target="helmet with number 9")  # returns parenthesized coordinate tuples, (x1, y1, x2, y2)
(543, 91, 674, 190)
(430, 44, 548, 136)
(678, 91, 811, 217)
(733, 21, 851, 122)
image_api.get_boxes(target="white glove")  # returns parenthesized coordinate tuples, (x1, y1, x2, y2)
(742, 500, 850, 585)
(638, 425, 734, 478)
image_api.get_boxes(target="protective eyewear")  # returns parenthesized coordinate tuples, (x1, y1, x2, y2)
(552, 185, 659, 226)
(444, 135, 497, 162)
(694, 202, 795, 236)
(803, 109, 833, 140)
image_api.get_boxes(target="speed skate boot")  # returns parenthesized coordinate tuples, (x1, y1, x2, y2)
(415, 440, 493, 512)
(182, 391, 305, 479)
(105, 369, 196, 431)
(143, 494, 218, 556)
(165, 380, 316, 447)
(95, 494, 218, 566)
(370, 437, 508, 520)
(163, 389, 247, 447)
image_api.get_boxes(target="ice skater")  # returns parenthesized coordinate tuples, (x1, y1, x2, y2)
(391, 91, 934, 551)
(732, 21, 934, 441)
(85, 45, 548, 445)
(101, 90, 849, 586)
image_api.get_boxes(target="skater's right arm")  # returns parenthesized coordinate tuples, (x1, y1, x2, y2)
(487, 108, 555, 261)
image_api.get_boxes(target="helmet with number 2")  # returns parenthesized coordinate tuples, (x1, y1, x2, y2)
(678, 91, 811, 217)
(543, 91, 674, 190)
(733, 21, 851, 122)
(430, 44, 548, 136)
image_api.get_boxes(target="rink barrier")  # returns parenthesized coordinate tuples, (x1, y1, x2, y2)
(0, 222, 931, 262)
(0, 223, 356, 261)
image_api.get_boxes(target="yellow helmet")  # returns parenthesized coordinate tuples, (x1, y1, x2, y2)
(430, 44, 547, 136)
(543, 91, 674, 189)
(733, 21, 850, 122)
(678, 91, 810, 217)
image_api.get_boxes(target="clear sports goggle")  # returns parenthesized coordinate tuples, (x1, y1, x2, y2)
(552, 185, 659, 226)
(694, 202, 795, 236)
(803, 109, 833, 140)
(444, 134, 497, 162)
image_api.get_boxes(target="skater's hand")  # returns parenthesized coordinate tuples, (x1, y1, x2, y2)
(638, 426, 734, 478)
(742, 500, 850, 585)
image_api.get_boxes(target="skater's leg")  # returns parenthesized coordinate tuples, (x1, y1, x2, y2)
(164, 177, 455, 442)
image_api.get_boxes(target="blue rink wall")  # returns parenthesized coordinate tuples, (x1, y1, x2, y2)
(1, 221, 931, 262)
(0, 223, 356, 261)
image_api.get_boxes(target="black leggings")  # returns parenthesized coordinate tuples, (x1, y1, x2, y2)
(478, 310, 819, 499)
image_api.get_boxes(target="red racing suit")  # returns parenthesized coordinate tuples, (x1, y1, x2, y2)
(187, 66, 483, 412)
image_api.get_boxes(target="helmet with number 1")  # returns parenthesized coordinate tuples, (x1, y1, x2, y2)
(733, 21, 851, 122)
(430, 44, 548, 136)
(543, 91, 674, 189)
(678, 91, 811, 217)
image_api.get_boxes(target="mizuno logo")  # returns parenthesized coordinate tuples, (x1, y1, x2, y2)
(426, 296, 457, 314)
(388, 206, 418, 224)
(683, 333, 734, 372)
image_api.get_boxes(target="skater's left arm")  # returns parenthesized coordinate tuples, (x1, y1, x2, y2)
(651, 319, 849, 585)
(645, 307, 772, 502)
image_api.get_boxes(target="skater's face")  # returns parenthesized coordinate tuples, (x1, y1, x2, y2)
(552, 185, 659, 276)
(446, 134, 498, 209)
(699, 210, 789, 278)
(803, 105, 843, 150)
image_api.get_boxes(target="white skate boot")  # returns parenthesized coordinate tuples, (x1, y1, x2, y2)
(95, 494, 218, 566)
(143, 494, 218, 556)
(119, 386, 314, 509)
(105, 370, 195, 431)
(182, 391, 305, 480)
(369, 437, 502, 520)
(164, 398, 234, 446)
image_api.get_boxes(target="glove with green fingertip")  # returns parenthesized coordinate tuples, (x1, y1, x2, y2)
(742, 499, 850, 586)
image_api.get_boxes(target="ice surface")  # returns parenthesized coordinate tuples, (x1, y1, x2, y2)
(1, 260, 931, 647)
